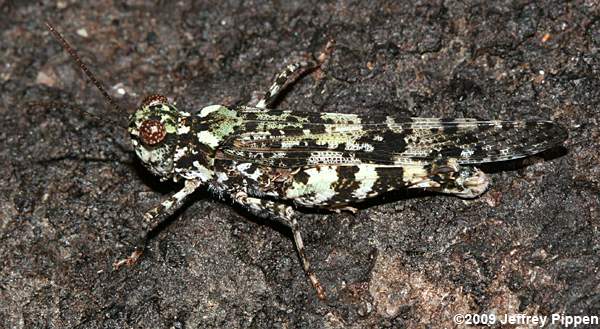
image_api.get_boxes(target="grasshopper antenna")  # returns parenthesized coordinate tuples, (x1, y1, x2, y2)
(46, 22, 127, 128)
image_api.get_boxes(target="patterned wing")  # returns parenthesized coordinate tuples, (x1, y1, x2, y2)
(220, 107, 567, 168)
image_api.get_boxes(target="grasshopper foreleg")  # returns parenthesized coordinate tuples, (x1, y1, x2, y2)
(113, 179, 202, 269)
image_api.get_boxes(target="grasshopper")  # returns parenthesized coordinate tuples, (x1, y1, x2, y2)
(46, 23, 567, 300)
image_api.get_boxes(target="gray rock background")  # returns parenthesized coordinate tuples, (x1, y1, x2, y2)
(1, 1, 598, 328)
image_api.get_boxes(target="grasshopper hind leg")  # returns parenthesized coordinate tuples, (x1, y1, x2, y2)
(440, 166, 489, 198)
(408, 158, 490, 198)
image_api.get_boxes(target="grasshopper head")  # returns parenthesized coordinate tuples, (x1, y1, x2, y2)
(128, 95, 181, 179)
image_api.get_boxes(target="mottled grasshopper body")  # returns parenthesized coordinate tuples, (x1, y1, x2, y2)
(47, 24, 567, 299)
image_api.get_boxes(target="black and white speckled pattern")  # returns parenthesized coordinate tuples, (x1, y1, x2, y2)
(129, 101, 566, 209)
(123, 92, 566, 298)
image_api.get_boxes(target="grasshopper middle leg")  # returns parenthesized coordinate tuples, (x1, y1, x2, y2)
(232, 191, 327, 300)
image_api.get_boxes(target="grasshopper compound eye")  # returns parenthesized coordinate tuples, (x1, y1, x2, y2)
(139, 119, 167, 145)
